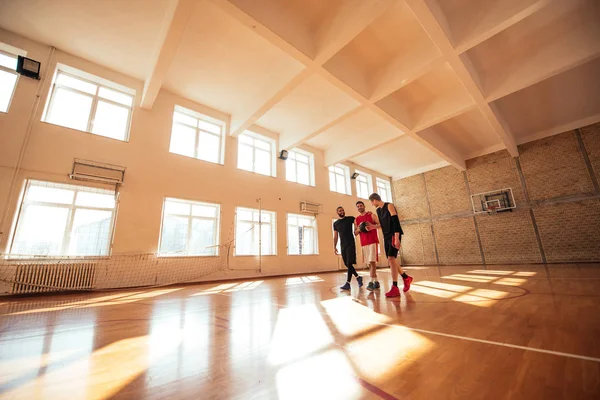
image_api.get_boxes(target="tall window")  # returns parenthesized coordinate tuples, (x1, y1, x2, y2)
(159, 198, 220, 256)
(286, 149, 315, 186)
(10, 180, 116, 256)
(355, 170, 373, 199)
(169, 106, 225, 164)
(0, 45, 21, 113)
(235, 207, 276, 256)
(43, 65, 135, 141)
(376, 177, 392, 202)
(287, 214, 318, 255)
(329, 164, 351, 195)
(237, 131, 276, 177)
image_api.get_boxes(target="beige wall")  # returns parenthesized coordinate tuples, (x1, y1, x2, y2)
(0, 30, 392, 281)
(393, 126, 600, 265)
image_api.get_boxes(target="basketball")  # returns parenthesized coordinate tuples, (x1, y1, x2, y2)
(359, 221, 369, 233)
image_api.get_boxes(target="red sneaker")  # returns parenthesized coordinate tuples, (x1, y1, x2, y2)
(403, 276, 413, 292)
(385, 285, 400, 298)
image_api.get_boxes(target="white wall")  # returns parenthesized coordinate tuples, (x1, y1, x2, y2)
(0, 29, 392, 284)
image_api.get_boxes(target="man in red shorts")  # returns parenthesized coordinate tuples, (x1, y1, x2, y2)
(354, 201, 380, 291)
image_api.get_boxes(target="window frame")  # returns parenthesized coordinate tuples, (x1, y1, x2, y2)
(376, 177, 393, 203)
(234, 207, 277, 256)
(237, 131, 277, 177)
(0, 48, 21, 113)
(354, 170, 373, 200)
(169, 105, 226, 165)
(42, 67, 135, 141)
(328, 164, 351, 195)
(287, 213, 319, 256)
(158, 198, 221, 257)
(9, 180, 117, 257)
(286, 148, 315, 186)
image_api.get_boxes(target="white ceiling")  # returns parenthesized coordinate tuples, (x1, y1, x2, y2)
(0, 0, 599, 179)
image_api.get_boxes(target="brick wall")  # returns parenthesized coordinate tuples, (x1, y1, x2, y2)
(393, 123, 600, 265)
(519, 132, 594, 200)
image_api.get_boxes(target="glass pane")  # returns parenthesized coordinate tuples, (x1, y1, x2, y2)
(297, 163, 309, 185)
(286, 159, 297, 182)
(174, 111, 197, 127)
(238, 134, 253, 145)
(336, 174, 346, 194)
(159, 215, 189, 255)
(68, 209, 112, 256)
(287, 225, 299, 255)
(237, 143, 253, 172)
(303, 227, 314, 254)
(236, 221, 256, 255)
(237, 209, 253, 221)
(0, 69, 17, 112)
(329, 171, 336, 192)
(46, 87, 93, 131)
(198, 120, 221, 134)
(170, 123, 196, 157)
(56, 73, 97, 94)
(254, 138, 271, 151)
(164, 200, 191, 215)
(197, 131, 220, 163)
(254, 149, 271, 176)
(98, 87, 133, 107)
(190, 219, 217, 255)
(192, 204, 217, 218)
(288, 215, 297, 225)
(75, 192, 115, 208)
(261, 224, 273, 255)
(92, 100, 129, 140)
(27, 185, 74, 204)
(296, 153, 308, 164)
(12, 205, 69, 255)
(287, 151, 296, 160)
(261, 212, 271, 223)
(0, 53, 17, 70)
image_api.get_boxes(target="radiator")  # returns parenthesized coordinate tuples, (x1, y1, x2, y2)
(11, 262, 96, 294)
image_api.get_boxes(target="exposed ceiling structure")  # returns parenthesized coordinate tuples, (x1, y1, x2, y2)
(1, 0, 599, 179)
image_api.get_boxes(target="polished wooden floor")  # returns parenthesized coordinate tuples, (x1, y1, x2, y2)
(1, 265, 599, 400)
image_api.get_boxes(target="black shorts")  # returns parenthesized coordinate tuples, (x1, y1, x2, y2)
(384, 237, 399, 258)
(341, 245, 356, 267)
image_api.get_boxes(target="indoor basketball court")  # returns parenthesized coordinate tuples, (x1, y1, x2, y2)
(0, 0, 599, 399)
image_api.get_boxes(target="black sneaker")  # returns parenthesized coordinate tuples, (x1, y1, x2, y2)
(357, 276, 363, 288)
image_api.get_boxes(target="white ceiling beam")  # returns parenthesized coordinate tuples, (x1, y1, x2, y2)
(405, 0, 519, 157)
(279, 105, 364, 150)
(369, 104, 466, 170)
(229, 67, 314, 136)
(211, 0, 468, 170)
(313, 0, 395, 64)
(140, 0, 195, 110)
(454, 0, 554, 54)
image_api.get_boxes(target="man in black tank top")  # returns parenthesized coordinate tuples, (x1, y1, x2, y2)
(368, 193, 413, 297)
(333, 206, 363, 291)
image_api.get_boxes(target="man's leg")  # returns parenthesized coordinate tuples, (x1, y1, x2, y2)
(390, 256, 412, 292)
(369, 261, 377, 279)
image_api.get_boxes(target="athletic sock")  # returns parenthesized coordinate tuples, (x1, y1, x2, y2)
(392, 281, 398, 287)
(401, 272, 408, 279)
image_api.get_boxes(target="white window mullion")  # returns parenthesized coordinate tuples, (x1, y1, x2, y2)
(87, 86, 100, 133)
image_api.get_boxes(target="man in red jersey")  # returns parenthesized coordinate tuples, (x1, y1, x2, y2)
(354, 201, 380, 291)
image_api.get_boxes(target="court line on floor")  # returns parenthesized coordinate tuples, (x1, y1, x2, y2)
(369, 321, 600, 363)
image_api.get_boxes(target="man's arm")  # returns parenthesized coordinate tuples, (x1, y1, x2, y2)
(388, 203, 402, 248)
(368, 212, 381, 230)
(333, 230, 339, 255)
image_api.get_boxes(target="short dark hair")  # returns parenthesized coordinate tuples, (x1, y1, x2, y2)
(336, 206, 344, 211)
(368, 193, 381, 201)
(356, 201, 365, 206)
